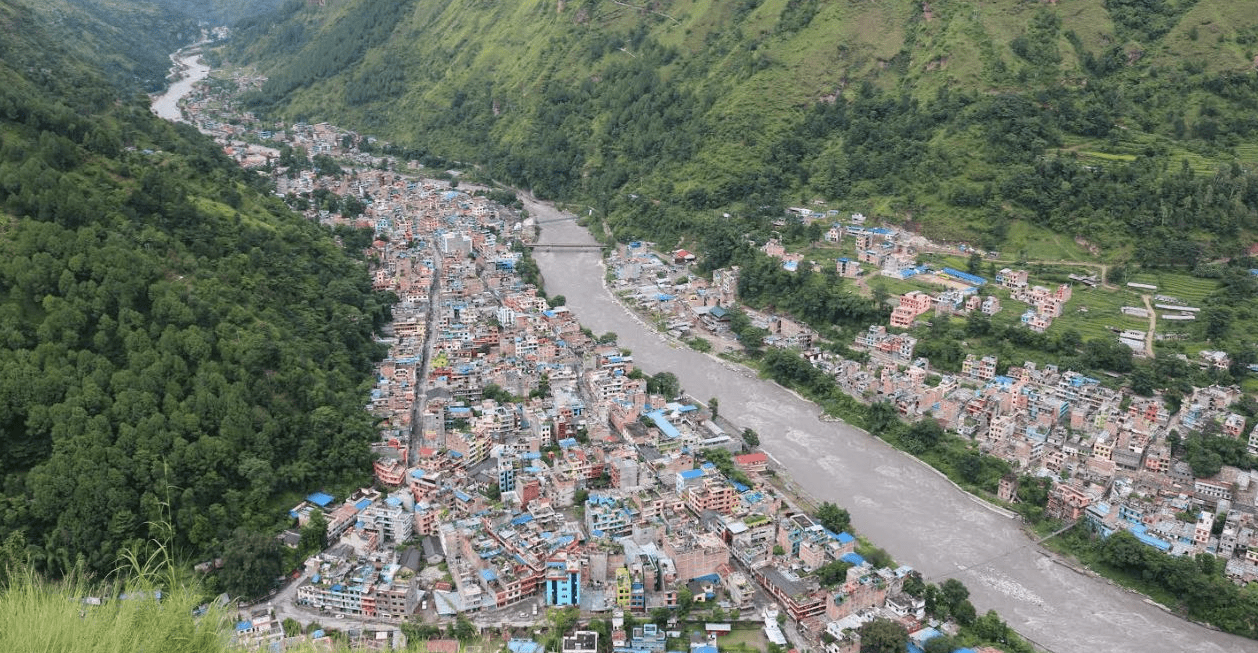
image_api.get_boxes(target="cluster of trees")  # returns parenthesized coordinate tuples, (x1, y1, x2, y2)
(0, 23, 390, 589)
(1072, 527, 1258, 637)
(736, 253, 888, 334)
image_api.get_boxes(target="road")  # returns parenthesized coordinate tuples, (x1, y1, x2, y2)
(524, 196, 1254, 653)
(1142, 294, 1157, 357)
(410, 249, 442, 458)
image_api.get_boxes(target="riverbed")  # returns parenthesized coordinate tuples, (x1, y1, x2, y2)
(151, 49, 209, 122)
(526, 197, 1251, 653)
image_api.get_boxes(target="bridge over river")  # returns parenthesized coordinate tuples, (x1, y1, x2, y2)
(523, 196, 1251, 653)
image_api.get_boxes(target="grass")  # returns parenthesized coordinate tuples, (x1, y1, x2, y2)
(716, 625, 773, 652)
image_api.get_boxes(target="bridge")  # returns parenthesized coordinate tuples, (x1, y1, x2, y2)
(524, 243, 607, 250)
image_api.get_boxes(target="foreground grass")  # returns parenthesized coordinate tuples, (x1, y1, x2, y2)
(0, 569, 232, 653)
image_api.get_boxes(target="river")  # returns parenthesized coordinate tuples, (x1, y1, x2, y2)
(151, 48, 210, 122)
(525, 198, 1253, 653)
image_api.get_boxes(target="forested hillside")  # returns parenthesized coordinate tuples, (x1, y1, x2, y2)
(12, 0, 198, 90)
(0, 0, 390, 579)
(230, 0, 1258, 260)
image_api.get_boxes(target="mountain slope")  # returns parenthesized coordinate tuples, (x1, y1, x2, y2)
(0, 0, 389, 580)
(229, 0, 1258, 260)
(19, 0, 198, 91)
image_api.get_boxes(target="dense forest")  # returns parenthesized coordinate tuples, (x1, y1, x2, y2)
(0, 0, 389, 580)
(228, 0, 1258, 261)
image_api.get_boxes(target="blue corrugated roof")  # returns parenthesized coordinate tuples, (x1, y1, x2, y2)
(307, 492, 334, 507)
(355, 498, 372, 511)
(410, 469, 426, 479)
(512, 514, 534, 525)
(679, 469, 705, 480)
(940, 267, 986, 286)
(841, 552, 866, 566)
(480, 568, 498, 582)
(647, 410, 681, 438)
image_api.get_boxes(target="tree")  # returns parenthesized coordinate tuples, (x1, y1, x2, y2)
(453, 614, 477, 641)
(858, 618, 908, 653)
(902, 571, 925, 597)
(971, 610, 1010, 644)
(815, 560, 853, 587)
(650, 607, 670, 628)
(773, 544, 786, 556)
(903, 418, 944, 454)
(550, 295, 566, 306)
(299, 511, 328, 555)
(709, 397, 719, 419)
(218, 528, 285, 600)
(677, 587, 694, 615)
(923, 634, 957, 653)
(742, 427, 760, 450)
(647, 371, 681, 398)
(966, 251, 983, 275)
(816, 501, 851, 534)
(865, 401, 899, 436)
(282, 618, 301, 637)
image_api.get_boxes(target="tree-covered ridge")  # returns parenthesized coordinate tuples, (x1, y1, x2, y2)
(0, 4, 390, 577)
(228, 0, 1258, 259)
(2, 0, 198, 92)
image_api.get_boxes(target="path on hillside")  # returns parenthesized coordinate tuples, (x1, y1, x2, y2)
(1142, 294, 1157, 357)
(525, 197, 1250, 653)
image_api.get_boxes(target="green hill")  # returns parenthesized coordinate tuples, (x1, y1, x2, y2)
(228, 0, 1258, 260)
(0, 0, 389, 588)
(12, 0, 199, 91)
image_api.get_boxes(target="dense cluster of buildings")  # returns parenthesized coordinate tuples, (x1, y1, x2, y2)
(607, 231, 1258, 585)
(181, 72, 1255, 653)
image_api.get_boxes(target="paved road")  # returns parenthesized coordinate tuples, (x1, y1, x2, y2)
(524, 197, 1254, 653)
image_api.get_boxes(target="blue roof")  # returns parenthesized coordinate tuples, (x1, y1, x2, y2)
(306, 492, 334, 507)
(1129, 524, 1172, 552)
(512, 514, 535, 525)
(454, 490, 472, 502)
(679, 469, 705, 480)
(386, 496, 401, 507)
(480, 569, 499, 582)
(647, 410, 681, 438)
(841, 552, 866, 566)
(731, 481, 749, 492)
(940, 267, 987, 286)
(507, 640, 542, 653)
(355, 498, 372, 511)
(410, 469, 426, 479)
(449, 450, 464, 458)
(828, 530, 856, 544)
(236, 621, 252, 631)
(311, 630, 324, 638)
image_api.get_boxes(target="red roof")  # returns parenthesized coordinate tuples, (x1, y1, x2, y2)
(425, 640, 459, 653)
(734, 452, 768, 465)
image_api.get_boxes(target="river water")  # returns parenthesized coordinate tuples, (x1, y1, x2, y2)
(526, 198, 1252, 653)
(151, 50, 209, 122)
(147, 47, 1251, 650)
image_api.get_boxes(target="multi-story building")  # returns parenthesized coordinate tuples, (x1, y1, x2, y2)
(545, 557, 581, 606)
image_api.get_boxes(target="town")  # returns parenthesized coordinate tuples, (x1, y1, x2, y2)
(174, 64, 1257, 653)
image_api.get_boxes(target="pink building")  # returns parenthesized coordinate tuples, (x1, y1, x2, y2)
(890, 291, 934, 328)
